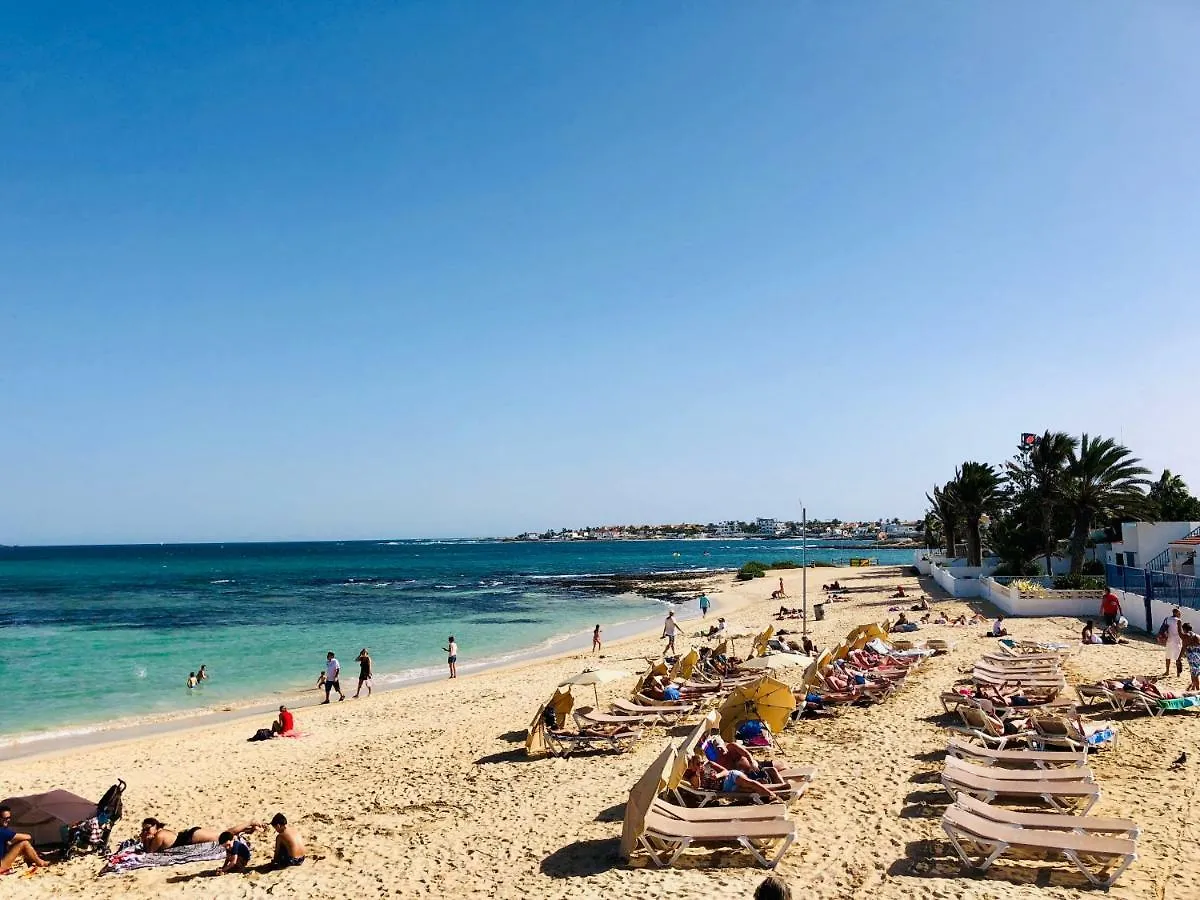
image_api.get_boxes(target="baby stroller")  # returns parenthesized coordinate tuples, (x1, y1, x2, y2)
(64, 779, 125, 858)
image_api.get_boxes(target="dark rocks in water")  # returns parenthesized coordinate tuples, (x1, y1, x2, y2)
(543, 570, 726, 603)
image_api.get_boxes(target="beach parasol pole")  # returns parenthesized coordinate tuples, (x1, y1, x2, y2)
(800, 500, 808, 638)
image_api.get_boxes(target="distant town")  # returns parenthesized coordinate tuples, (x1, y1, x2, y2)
(508, 517, 927, 547)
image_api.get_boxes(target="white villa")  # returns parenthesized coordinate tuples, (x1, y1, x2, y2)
(1107, 521, 1200, 572)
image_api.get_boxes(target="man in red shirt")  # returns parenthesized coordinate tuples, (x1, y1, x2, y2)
(271, 705, 295, 736)
(1100, 590, 1123, 628)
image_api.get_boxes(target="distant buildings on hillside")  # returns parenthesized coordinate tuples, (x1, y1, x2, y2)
(512, 517, 924, 543)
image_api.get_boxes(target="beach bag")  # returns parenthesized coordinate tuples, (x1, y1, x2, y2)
(1157, 620, 1170, 645)
(247, 728, 275, 742)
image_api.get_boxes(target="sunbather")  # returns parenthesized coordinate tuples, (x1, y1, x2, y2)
(139, 818, 260, 852)
(682, 752, 782, 802)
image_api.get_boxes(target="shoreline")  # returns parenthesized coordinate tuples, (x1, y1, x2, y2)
(0, 575, 738, 763)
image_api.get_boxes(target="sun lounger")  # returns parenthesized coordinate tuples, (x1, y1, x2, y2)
(1029, 715, 1118, 753)
(946, 738, 1088, 769)
(632, 693, 701, 710)
(943, 755, 1095, 785)
(941, 799, 1137, 886)
(953, 794, 1140, 838)
(941, 759, 1101, 812)
(944, 706, 1030, 750)
(638, 805, 797, 868)
(543, 726, 642, 757)
(1075, 682, 1122, 710)
(614, 698, 696, 718)
(1112, 688, 1200, 717)
(573, 707, 661, 728)
(673, 766, 816, 808)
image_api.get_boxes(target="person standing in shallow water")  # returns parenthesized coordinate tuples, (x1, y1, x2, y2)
(444, 636, 458, 678)
(592, 624, 602, 654)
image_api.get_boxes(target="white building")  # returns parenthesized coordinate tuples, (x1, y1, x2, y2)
(1107, 521, 1200, 570)
(755, 518, 783, 535)
(715, 521, 740, 537)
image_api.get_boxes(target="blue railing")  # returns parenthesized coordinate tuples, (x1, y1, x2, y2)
(1107, 563, 1200, 632)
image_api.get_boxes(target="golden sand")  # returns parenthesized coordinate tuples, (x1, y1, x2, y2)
(1, 565, 1195, 899)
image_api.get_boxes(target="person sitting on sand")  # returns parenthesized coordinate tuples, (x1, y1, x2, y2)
(682, 752, 781, 801)
(217, 828, 254, 874)
(1101, 624, 1126, 646)
(909, 597, 929, 611)
(706, 616, 727, 638)
(992, 615, 1009, 637)
(891, 586, 907, 598)
(1081, 621, 1102, 645)
(0, 805, 50, 874)
(268, 813, 306, 867)
(271, 705, 296, 735)
(139, 818, 260, 853)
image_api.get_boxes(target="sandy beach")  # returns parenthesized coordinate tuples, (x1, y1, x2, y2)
(2, 564, 1196, 899)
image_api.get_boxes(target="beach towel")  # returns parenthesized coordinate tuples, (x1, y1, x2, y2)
(99, 839, 228, 875)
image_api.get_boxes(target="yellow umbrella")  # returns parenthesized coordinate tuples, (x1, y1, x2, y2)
(674, 649, 700, 681)
(750, 625, 775, 658)
(620, 743, 676, 860)
(718, 676, 795, 741)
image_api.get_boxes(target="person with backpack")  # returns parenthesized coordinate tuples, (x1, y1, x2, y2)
(1159, 607, 1185, 677)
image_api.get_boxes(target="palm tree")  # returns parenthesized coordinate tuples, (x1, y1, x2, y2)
(951, 462, 1005, 567)
(1063, 435, 1150, 574)
(1004, 431, 1077, 575)
(1147, 469, 1200, 521)
(926, 482, 960, 556)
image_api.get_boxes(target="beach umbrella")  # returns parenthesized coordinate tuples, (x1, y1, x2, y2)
(621, 742, 676, 860)
(559, 668, 630, 705)
(739, 652, 810, 671)
(525, 688, 576, 757)
(669, 711, 720, 789)
(718, 676, 795, 741)
(750, 626, 776, 658)
(1, 790, 97, 846)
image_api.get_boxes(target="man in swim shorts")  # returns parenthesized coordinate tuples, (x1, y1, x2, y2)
(322, 651, 345, 703)
(269, 813, 306, 867)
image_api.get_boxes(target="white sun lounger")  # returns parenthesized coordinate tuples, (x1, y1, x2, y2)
(942, 800, 1137, 886)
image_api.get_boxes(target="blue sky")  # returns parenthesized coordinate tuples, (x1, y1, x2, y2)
(2, 3, 1198, 543)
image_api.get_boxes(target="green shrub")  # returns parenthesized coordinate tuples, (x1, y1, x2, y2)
(737, 560, 768, 580)
(768, 559, 800, 569)
(992, 562, 1042, 577)
(1052, 574, 1105, 590)
(1081, 560, 1106, 576)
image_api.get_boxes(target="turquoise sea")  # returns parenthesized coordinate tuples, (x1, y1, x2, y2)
(0, 539, 914, 742)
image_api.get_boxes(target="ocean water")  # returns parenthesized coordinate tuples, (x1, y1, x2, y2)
(0, 539, 914, 741)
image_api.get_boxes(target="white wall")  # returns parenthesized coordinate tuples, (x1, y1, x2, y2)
(1108, 522, 1200, 567)
(931, 565, 982, 598)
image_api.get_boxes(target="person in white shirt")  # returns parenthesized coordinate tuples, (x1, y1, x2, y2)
(1163, 608, 1184, 677)
(662, 611, 679, 654)
(991, 616, 1008, 637)
(444, 636, 458, 679)
(322, 652, 345, 703)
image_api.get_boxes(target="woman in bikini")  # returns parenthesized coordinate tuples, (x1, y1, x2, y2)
(139, 818, 260, 852)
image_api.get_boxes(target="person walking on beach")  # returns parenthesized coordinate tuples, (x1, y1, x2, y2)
(322, 652, 345, 703)
(1161, 608, 1184, 677)
(592, 624, 602, 654)
(698, 593, 711, 618)
(354, 648, 373, 698)
(662, 610, 679, 655)
(1100, 590, 1122, 628)
(444, 636, 458, 678)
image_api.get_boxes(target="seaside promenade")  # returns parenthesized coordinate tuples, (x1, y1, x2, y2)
(1, 565, 1195, 898)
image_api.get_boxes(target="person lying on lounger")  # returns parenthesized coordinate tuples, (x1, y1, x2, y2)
(682, 752, 782, 801)
(139, 818, 261, 852)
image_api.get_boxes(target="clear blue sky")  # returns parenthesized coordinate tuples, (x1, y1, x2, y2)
(3, 3, 1198, 544)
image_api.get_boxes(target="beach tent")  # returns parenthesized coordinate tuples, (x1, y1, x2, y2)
(1, 789, 97, 846)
